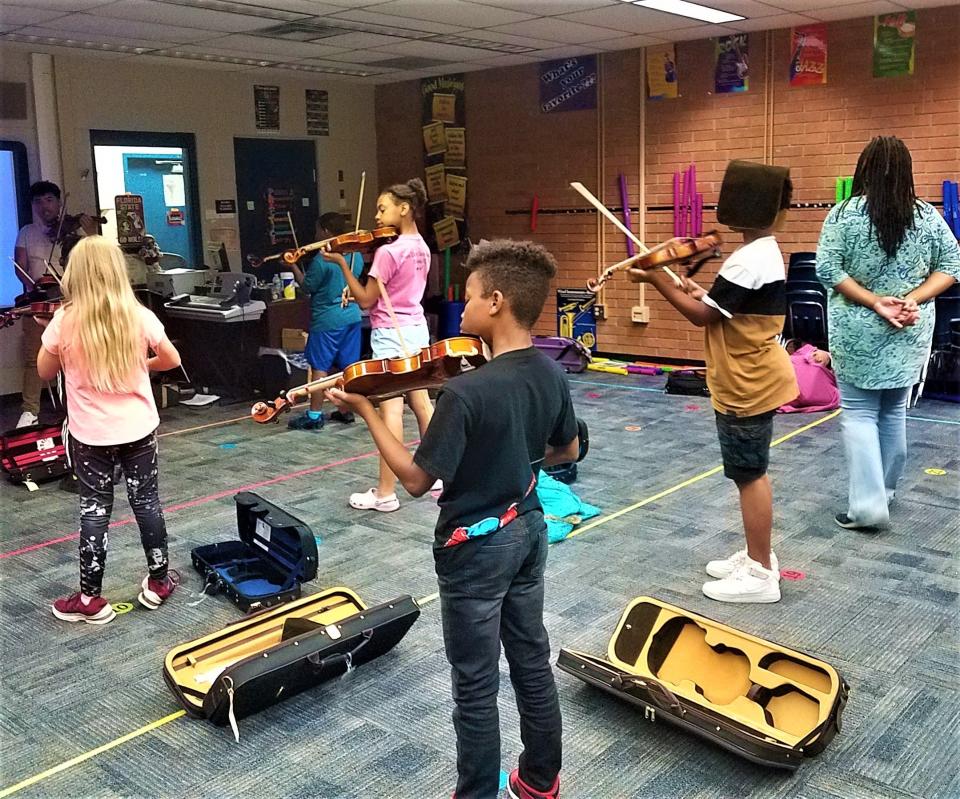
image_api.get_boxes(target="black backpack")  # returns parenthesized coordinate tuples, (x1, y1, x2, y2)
(665, 370, 710, 397)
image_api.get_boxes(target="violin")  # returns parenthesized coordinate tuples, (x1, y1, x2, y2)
(250, 227, 400, 268)
(588, 232, 723, 293)
(60, 212, 107, 235)
(251, 335, 486, 423)
(0, 301, 60, 329)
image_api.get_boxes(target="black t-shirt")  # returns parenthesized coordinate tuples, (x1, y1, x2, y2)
(414, 346, 579, 563)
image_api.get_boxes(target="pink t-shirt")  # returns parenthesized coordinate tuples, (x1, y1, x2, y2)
(367, 233, 429, 329)
(42, 305, 165, 446)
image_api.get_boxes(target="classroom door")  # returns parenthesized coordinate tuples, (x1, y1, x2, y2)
(122, 155, 192, 258)
(234, 138, 318, 275)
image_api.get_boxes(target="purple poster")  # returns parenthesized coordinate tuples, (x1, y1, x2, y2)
(715, 34, 749, 94)
(540, 56, 598, 113)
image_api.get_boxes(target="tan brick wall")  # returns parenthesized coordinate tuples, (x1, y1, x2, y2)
(377, 6, 960, 361)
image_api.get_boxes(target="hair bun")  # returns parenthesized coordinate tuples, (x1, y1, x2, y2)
(406, 178, 427, 208)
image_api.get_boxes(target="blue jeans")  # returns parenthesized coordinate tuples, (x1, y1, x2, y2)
(837, 380, 910, 527)
(436, 510, 562, 799)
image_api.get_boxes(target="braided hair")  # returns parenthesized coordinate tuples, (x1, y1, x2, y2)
(849, 136, 919, 259)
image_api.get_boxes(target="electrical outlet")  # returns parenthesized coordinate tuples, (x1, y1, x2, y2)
(631, 305, 650, 323)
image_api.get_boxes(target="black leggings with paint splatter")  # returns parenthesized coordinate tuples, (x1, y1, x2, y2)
(70, 431, 168, 597)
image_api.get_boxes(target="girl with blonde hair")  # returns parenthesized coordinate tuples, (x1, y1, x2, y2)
(38, 235, 182, 624)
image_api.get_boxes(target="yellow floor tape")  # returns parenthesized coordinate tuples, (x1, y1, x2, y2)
(0, 409, 840, 797)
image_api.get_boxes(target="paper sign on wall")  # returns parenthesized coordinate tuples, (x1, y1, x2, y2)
(647, 45, 678, 99)
(445, 174, 467, 219)
(789, 24, 827, 86)
(422, 121, 447, 155)
(873, 12, 915, 77)
(433, 216, 460, 251)
(425, 163, 446, 203)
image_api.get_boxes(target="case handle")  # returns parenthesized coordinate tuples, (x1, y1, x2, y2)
(306, 629, 374, 677)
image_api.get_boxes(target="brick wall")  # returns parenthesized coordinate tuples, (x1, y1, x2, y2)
(376, 6, 960, 361)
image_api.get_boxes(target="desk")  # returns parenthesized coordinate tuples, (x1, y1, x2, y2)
(263, 297, 311, 348)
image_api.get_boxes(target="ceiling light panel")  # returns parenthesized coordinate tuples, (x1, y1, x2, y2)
(631, 1, 745, 24)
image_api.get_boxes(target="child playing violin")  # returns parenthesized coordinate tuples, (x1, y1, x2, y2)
(630, 161, 798, 604)
(328, 240, 579, 799)
(330, 178, 437, 512)
(37, 236, 182, 624)
(284, 211, 364, 431)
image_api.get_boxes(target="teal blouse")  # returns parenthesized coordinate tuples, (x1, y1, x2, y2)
(816, 197, 960, 389)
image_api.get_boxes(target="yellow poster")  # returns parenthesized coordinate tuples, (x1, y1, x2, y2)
(445, 127, 466, 168)
(425, 163, 446, 203)
(422, 121, 447, 155)
(433, 216, 460, 251)
(647, 44, 678, 99)
(432, 93, 456, 123)
(445, 174, 467, 219)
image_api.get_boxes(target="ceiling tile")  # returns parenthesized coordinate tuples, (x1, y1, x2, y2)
(727, 12, 816, 30)
(487, 17, 628, 43)
(1, 37, 130, 58)
(13, 25, 180, 51)
(367, 38, 503, 60)
(366, 0, 536, 28)
(204, 33, 352, 57)
(87, 1, 289, 33)
(128, 52, 253, 69)
(471, 52, 542, 66)
(597, 33, 669, 49)
(327, 8, 468, 36)
(807, 2, 906, 21)
(689, 1, 788, 17)
(471, 0, 618, 14)
(40, 13, 219, 41)
(453, 28, 563, 48)
(225, 0, 350, 13)
(529, 44, 606, 59)
(1, 0, 110, 10)
(308, 31, 414, 49)
(556, 5, 706, 34)
(653, 22, 749, 39)
(763, 0, 886, 9)
(293, 56, 395, 71)
(313, 48, 412, 63)
(0, 7, 71, 27)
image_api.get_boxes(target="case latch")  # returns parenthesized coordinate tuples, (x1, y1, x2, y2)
(325, 624, 342, 640)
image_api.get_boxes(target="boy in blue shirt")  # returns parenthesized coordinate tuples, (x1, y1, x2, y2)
(286, 212, 364, 430)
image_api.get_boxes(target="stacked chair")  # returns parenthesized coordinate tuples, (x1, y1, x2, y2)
(784, 252, 828, 347)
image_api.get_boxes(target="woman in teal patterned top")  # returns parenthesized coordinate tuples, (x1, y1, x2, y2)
(816, 136, 960, 530)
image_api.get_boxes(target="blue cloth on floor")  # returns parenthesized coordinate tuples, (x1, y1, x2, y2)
(536, 469, 601, 543)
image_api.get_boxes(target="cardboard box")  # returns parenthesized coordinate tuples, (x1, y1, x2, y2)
(282, 328, 308, 352)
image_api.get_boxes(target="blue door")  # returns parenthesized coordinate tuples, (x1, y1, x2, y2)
(123, 154, 192, 259)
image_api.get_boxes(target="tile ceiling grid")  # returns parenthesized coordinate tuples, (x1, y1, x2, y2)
(0, 0, 942, 81)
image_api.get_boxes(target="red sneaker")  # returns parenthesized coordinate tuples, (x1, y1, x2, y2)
(507, 769, 560, 799)
(138, 571, 180, 610)
(51, 592, 116, 625)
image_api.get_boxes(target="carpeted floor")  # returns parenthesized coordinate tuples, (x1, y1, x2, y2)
(1, 372, 957, 798)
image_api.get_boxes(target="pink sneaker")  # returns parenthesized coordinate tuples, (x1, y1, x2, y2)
(52, 592, 116, 625)
(508, 769, 560, 799)
(138, 572, 180, 610)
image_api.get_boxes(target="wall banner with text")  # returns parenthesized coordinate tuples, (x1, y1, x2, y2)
(715, 34, 749, 94)
(540, 56, 598, 113)
(789, 24, 827, 86)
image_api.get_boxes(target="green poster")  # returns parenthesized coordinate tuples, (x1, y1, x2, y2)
(873, 12, 916, 77)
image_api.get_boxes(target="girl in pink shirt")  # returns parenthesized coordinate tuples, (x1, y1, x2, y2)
(38, 236, 182, 624)
(333, 178, 436, 511)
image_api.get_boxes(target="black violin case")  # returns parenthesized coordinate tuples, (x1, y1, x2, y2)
(558, 596, 848, 770)
(164, 588, 420, 735)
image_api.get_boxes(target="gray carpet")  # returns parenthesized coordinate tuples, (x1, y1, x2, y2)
(1, 374, 958, 798)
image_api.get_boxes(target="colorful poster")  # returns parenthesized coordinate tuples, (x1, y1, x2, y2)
(425, 163, 446, 204)
(445, 174, 467, 219)
(422, 121, 447, 155)
(115, 194, 145, 246)
(647, 45, 678, 99)
(873, 12, 916, 77)
(540, 56, 598, 113)
(305, 89, 329, 136)
(445, 127, 465, 168)
(254, 85, 279, 130)
(433, 216, 460, 251)
(715, 34, 749, 94)
(789, 24, 827, 86)
(432, 93, 456, 123)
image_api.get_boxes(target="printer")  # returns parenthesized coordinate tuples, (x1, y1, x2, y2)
(147, 268, 207, 298)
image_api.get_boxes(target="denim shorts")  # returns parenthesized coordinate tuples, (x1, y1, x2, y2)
(715, 410, 775, 483)
(370, 323, 430, 359)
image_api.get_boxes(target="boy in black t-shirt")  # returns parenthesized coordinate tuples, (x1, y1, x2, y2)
(327, 240, 579, 799)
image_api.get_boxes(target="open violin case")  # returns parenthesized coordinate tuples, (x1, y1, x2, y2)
(164, 588, 420, 734)
(558, 597, 848, 770)
(191, 492, 318, 612)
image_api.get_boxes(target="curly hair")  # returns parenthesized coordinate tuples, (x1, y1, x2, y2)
(465, 240, 558, 329)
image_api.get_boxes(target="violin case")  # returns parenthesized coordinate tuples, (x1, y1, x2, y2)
(0, 422, 70, 488)
(191, 492, 318, 612)
(164, 588, 420, 734)
(557, 596, 848, 770)
(532, 335, 591, 374)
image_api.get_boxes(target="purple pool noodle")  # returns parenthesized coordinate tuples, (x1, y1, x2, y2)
(673, 171, 681, 237)
(627, 365, 662, 375)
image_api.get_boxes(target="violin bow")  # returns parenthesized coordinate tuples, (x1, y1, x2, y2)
(570, 182, 682, 288)
(286, 211, 300, 253)
(342, 171, 366, 307)
(9, 257, 35, 287)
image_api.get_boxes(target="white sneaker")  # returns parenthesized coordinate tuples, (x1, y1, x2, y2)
(349, 487, 400, 512)
(702, 560, 781, 604)
(16, 411, 38, 428)
(706, 548, 780, 580)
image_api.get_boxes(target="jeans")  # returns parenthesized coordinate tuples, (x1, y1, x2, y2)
(837, 380, 910, 527)
(436, 510, 562, 799)
(70, 432, 168, 596)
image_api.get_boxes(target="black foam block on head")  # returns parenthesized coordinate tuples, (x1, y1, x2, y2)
(717, 160, 791, 230)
